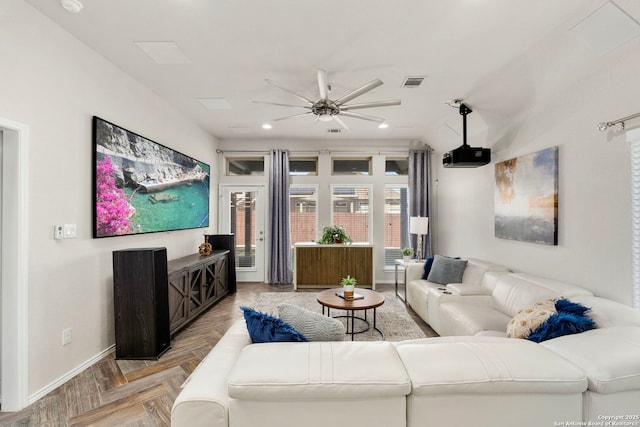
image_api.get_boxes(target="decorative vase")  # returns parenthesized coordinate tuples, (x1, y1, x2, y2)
(199, 235, 213, 256)
(343, 284, 355, 298)
(403, 255, 411, 263)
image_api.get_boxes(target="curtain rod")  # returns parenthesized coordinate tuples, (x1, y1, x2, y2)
(597, 112, 640, 131)
(216, 148, 417, 155)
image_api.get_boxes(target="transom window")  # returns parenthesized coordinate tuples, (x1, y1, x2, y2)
(332, 158, 371, 176)
(385, 158, 409, 176)
(289, 158, 318, 176)
(226, 158, 265, 176)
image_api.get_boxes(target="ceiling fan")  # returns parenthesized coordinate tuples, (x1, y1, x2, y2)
(254, 69, 401, 130)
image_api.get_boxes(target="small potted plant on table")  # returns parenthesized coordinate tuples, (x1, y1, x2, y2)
(341, 275, 357, 298)
(401, 247, 414, 262)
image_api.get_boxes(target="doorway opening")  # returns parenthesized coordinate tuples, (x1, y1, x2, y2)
(0, 118, 29, 412)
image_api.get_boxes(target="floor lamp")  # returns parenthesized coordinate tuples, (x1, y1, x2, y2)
(410, 216, 429, 260)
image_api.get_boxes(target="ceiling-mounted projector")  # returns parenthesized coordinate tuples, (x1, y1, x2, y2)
(443, 103, 491, 168)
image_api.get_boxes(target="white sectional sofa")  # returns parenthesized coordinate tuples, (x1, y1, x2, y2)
(172, 258, 640, 427)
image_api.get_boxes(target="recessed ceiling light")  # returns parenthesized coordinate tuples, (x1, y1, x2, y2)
(262, 123, 272, 129)
(134, 41, 192, 64)
(60, 0, 83, 13)
(197, 98, 232, 110)
(378, 123, 389, 129)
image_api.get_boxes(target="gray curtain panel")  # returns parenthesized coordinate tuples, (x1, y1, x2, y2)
(408, 148, 432, 259)
(268, 149, 293, 283)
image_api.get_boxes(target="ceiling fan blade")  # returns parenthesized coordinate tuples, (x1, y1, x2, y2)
(333, 115, 350, 131)
(273, 112, 314, 121)
(317, 69, 329, 100)
(340, 99, 401, 111)
(265, 78, 314, 106)
(339, 111, 385, 123)
(253, 100, 311, 109)
(334, 79, 383, 106)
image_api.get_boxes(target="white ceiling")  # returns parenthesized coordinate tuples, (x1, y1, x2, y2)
(23, 0, 640, 151)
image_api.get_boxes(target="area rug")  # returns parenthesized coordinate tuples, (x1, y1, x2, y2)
(250, 291, 427, 341)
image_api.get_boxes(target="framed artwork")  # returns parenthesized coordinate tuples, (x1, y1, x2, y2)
(494, 147, 558, 245)
(92, 116, 210, 238)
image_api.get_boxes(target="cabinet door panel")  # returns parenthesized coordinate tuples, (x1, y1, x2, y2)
(296, 247, 318, 286)
(168, 270, 188, 334)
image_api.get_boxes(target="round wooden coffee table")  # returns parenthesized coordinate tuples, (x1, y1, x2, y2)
(316, 288, 385, 340)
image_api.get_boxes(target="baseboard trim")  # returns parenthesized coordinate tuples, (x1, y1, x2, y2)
(29, 344, 115, 404)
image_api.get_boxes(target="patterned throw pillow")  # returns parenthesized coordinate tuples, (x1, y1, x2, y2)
(240, 306, 307, 343)
(527, 299, 595, 343)
(507, 299, 557, 339)
(277, 303, 345, 341)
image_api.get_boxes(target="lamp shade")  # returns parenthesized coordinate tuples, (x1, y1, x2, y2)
(409, 216, 429, 234)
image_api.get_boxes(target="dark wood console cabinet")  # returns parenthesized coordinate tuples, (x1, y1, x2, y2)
(167, 250, 230, 335)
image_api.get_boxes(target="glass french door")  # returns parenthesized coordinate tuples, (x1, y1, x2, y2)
(219, 185, 266, 282)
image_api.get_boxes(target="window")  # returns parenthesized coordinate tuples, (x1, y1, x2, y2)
(331, 185, 372, 243)
(332, 158, 371, 175)
(384, 185, 410, 268)
(226, 158, 264, 176)
(290, 186, 317, 244)
(385, 158, 409, 176)
(290, 158, 318, 176)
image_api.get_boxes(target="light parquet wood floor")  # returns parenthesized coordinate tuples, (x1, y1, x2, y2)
(0, 283, 434, 427)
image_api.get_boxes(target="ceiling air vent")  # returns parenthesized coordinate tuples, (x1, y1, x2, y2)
(327, 128, 342, 133)
(402, 76, 425, 88)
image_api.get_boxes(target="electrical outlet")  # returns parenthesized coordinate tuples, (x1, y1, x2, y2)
(62, 328, 72, 346)
(54, 225, 64, 240)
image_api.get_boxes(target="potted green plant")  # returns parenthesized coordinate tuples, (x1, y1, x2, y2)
(318, 225, 352, 244)
(341, 275, 357, 298)
(401, 247, 414, 262)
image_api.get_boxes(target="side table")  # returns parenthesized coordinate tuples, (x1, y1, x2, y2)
(394, 259, 423, 302)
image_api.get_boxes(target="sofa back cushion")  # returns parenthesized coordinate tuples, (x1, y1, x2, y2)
(491, 275, 559, 318)
(510, 273, 593, 297)
(567, 296, 640, 328)
(462, 258, 510, 287)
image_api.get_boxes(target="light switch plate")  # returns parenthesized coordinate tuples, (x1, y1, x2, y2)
(63, 224, 77, 238)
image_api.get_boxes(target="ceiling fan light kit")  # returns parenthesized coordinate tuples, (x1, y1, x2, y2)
(255, 69, 401, 130)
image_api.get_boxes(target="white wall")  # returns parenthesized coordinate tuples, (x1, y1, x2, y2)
(434, 41, 640, 304)
(0, 0, 218, 398)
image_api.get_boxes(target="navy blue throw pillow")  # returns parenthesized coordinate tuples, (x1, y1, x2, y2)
(421, 256, 435, 280)
(240, 306, 308, 343)
(527, 300, 595, 343)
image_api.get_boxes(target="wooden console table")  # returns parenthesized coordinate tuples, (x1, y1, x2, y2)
(167, 250, 230, 336)
(294, 243, 374, 290)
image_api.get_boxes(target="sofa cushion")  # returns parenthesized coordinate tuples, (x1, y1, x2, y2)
(491, 275, 559, 318)
(567, 296, 640, 328)
(228, 341, 411, 399)
(240, 306, 307, 343)
(438, 301, 511, 336)
(542, 326, 640, 394)
(427, 255, 467, 285)
(506, 299, 556, 339)
(277, 303, 345, 341)
(395, 336, 587, 395)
